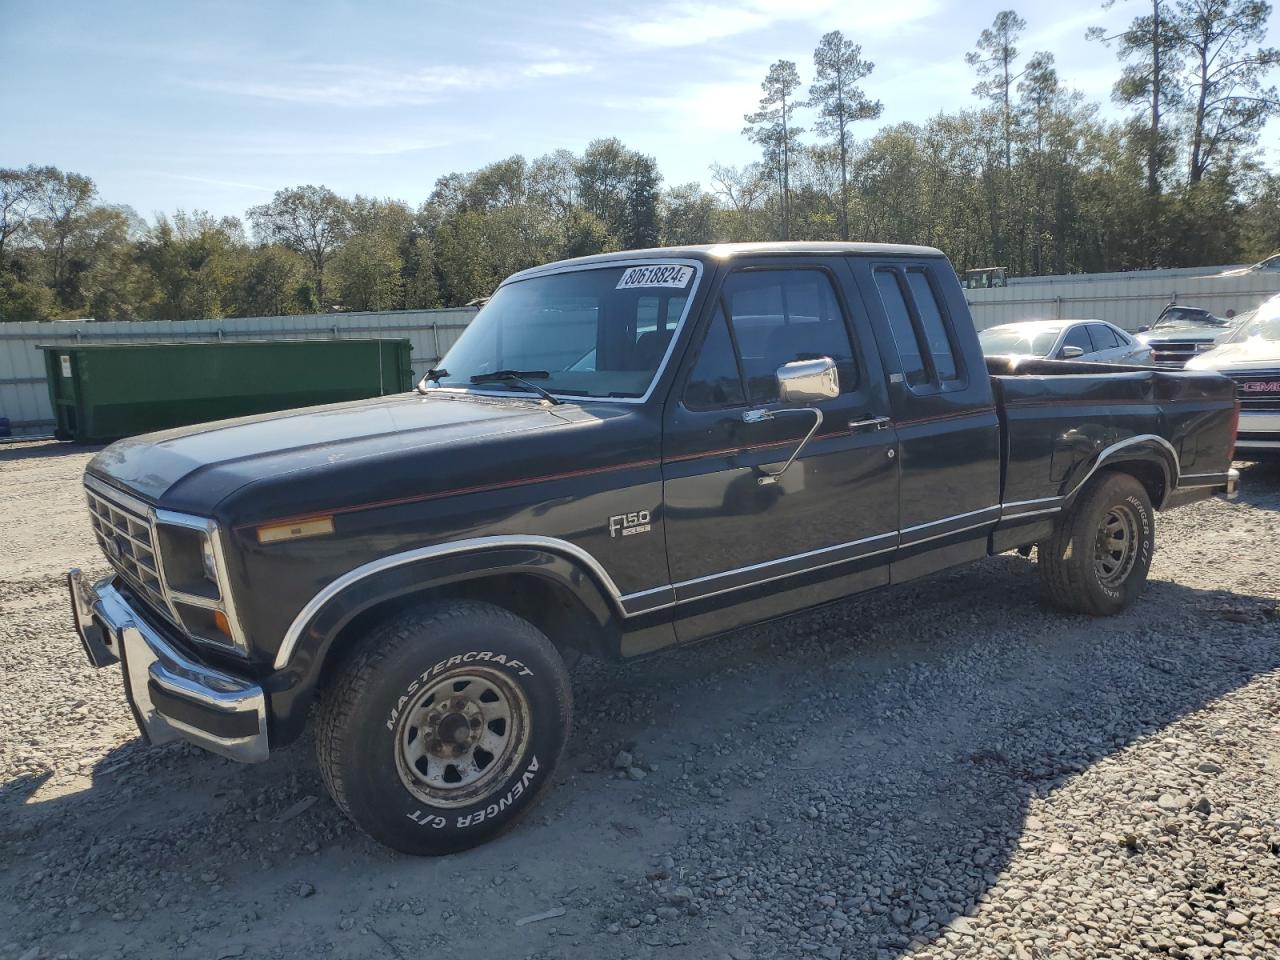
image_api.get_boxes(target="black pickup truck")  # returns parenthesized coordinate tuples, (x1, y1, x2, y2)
(68, 242, 1240, 854)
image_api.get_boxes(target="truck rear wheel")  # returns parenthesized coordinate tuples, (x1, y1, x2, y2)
(1037, 471, 1154, 616)
(315, 600, 572, 855)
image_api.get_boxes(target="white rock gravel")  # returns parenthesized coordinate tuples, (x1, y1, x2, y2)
(2, 439, 1280, 960)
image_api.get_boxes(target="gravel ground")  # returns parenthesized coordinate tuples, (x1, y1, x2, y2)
(2, 439, 1279, 960)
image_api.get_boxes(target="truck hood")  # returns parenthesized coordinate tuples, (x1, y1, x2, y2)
(1139, 323, 1231, 343)
(86, 391, 579, 509)
(1186, 337, 1280, 372)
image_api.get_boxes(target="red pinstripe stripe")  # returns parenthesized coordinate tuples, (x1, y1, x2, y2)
(243, 406, 1000, 531)
(895, 406, 997, 427)
(236, 457, 663, 532)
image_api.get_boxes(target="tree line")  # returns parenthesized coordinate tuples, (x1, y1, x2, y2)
(1, 0, 1277, 322)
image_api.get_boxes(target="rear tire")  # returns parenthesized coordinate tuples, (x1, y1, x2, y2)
(1037, 471, 1154, 616)
(315, 600, 572, 855)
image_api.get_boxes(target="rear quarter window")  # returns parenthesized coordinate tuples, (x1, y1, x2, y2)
(873, 270, 929, 387)
(873, 265, 963, 389)
(904, 269, 959, 382)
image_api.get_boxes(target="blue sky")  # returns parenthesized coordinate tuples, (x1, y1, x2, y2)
(3, 0, 1277, 221)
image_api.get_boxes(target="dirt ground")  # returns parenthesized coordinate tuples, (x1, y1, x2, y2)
(2, 440, 1279, 960)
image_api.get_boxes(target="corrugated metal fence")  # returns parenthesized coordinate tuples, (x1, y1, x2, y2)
(6, 267, 1280, 436)
(966, 269, 1280, 331)
(0, 307, 477, 437)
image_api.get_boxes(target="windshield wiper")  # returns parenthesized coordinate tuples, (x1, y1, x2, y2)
(470, 370, 561, 405)
(416, 367, 450, 394)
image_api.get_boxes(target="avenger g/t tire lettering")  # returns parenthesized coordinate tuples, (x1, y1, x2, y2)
(315, 600, 572, 855)
(1038, 471, 1155, 616)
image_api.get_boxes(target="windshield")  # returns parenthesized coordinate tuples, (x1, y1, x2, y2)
(978, 327, 1061, 356)
(1154, 308, 1226, 328)
(428, 263, 697, 400)
(1221, 299, 1280, 344)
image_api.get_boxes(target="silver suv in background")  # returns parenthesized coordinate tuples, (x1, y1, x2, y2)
(978, 319, 1152, 365)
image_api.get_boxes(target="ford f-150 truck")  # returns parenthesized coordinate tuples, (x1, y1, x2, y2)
(68, 242, 1240, 854)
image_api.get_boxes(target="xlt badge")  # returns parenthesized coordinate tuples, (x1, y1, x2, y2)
(608, 511, 651, 538)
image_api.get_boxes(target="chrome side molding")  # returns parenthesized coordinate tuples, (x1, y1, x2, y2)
(1063, 434, 1181, 505)
(274, 535, 629, 670)
(271, 433, 1215, 671)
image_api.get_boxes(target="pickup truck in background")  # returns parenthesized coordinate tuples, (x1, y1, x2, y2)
(68, 242, 1240, 855)
(1188, 293, 1280, 457)
(1138, 304, 1244, 368)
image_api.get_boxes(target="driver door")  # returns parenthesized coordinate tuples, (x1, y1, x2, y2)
(661, 261, 899, 640)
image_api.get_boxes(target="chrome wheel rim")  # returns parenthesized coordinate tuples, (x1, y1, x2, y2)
(394, 667, 531, 808)
(1094, 503, 1139, 587)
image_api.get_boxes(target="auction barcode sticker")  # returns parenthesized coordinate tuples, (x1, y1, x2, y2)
(616, 264, 694, 289)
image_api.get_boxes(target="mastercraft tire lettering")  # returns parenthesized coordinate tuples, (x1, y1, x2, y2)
(315, 600, 572, 855)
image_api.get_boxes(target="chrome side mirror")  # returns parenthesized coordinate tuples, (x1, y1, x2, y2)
(1060, 345, 1085, 360)
(776, 357, 839, 403)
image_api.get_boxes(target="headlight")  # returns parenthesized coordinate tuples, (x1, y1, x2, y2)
(154, 511, 248, 657)
(155, 523, 220, 599)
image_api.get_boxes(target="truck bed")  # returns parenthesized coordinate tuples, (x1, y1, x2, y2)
(986, 355, 1238, 515)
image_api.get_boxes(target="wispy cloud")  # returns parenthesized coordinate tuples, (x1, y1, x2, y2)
(194, 60, 591, 107)
(153, 172, 274, 192)
(591, 0, 940, 49)
(216, 132, 488, 157)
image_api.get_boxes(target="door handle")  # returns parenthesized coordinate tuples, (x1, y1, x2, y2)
(848, 416, 891, 433)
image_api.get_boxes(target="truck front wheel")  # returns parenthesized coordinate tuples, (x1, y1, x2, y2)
(1037, 471, 1155, 616)
(315, 600, 573, 855)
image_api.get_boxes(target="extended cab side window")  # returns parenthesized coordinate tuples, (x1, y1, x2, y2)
(904, 269, 959, 382)
(722, 269, 858, 403)
(873, 269, 929, 387)
(873, 266, 962, 388)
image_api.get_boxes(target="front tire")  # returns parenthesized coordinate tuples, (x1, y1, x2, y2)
(315, 600, 572, 855)
(1038, 471, 1155, 616)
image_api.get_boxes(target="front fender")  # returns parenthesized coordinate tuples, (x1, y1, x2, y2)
(262, 539, 622, 746)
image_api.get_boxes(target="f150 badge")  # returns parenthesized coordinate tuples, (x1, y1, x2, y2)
(608, 510, 651, 538)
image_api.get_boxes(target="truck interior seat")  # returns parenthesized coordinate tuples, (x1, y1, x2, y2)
(633, 330, 673, 369)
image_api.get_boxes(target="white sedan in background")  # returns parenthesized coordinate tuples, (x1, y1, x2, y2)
(978, 319, 1153, 365)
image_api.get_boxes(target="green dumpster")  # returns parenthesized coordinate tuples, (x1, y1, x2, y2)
(39, 338, 413, 443)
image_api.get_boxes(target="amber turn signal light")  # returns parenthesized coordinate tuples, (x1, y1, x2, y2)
(256, 516, 335, 545)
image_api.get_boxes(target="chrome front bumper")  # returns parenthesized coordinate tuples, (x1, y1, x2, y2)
(69, 570, 269, 763)
(1236, 410, 1280, 451)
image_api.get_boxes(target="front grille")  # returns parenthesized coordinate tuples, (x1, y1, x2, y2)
(1228, 372, 1280, 411)
(85, 485, 172, 620)
(1148, 341, 1202, 368)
